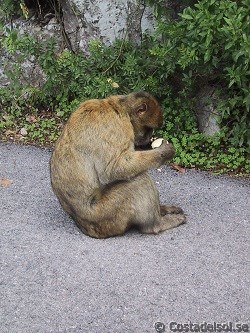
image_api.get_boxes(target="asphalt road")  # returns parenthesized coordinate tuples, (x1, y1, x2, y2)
(0, 142, 249, 333)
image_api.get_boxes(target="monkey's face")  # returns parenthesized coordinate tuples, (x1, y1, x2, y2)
(134, 126, 153, 147)
(131, 95, 164, 147)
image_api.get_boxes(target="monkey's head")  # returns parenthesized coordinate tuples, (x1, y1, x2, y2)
(121, 91, 164, 147)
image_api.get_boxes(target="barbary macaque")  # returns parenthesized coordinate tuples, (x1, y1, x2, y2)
(50, 91, 186, 238)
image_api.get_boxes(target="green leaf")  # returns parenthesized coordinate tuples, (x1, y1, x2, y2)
(180, 13, 193, 20)
(204, 50, 211, 62)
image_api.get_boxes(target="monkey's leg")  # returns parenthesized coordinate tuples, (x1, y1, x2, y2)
(121, 173, 186, 234)
(74, 173, 185, 238)
(73, 182, 137, 238)
(73, 173, 161, 238)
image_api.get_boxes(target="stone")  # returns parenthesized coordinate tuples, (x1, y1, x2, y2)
(0, 0, 155, 87)
(195, 86, 220, 135)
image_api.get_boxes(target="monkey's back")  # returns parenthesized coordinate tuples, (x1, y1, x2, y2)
(50, 97, 135, 208)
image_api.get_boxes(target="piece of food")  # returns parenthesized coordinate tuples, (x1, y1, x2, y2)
(151, 138, 164, 148)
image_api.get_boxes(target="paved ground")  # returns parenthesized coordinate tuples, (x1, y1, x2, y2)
(0, 142, 249, 333)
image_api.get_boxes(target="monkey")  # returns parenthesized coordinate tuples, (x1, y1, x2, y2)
(50, 91, 186, 238)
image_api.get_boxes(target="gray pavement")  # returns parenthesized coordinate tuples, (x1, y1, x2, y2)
(0, 142, 249, 333)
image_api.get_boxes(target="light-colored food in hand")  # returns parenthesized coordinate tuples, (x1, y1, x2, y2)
(151, 138, 164, 149)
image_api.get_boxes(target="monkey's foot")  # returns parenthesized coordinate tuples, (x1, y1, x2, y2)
(141, 213, 186, 234)
(160, 205, 184, 216)
(157, 213, 186, 232)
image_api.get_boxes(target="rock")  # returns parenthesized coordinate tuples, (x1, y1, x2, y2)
(20, 128, 28, 136)
(0, 0, 155, 87)
(195, 86, 220, 135)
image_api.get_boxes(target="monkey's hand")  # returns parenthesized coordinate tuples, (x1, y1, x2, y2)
(156, 140, 175, 163)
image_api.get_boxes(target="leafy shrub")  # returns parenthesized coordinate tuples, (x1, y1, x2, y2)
(0, 0, 249, 174)
(151, 0, 250, 147)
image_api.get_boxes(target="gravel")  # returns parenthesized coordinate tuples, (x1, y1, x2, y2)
(0, 142, 249, 333)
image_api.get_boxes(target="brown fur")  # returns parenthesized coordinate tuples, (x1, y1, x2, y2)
(50, 92, 186, 238)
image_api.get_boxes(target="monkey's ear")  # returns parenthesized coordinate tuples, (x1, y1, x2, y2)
(136, 103, 147, 116)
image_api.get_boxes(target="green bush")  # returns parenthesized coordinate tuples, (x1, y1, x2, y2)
(0, 0, 249, 174)
(151, 0, 250, 147)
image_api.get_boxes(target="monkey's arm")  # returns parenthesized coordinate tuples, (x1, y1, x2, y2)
(111, 141, 175, 181)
